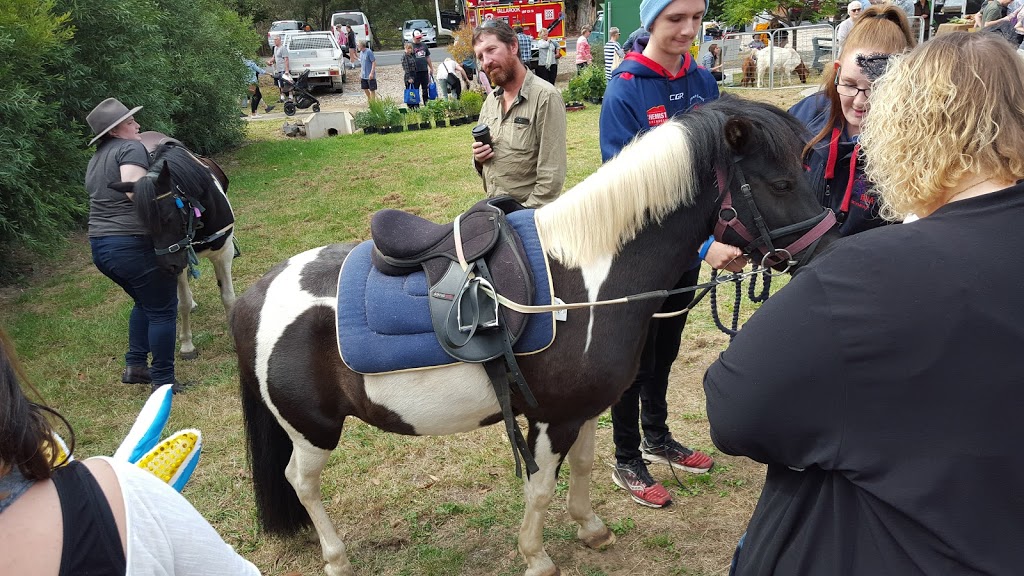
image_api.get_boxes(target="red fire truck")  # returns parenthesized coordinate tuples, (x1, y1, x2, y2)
(460, 0, 567, 59)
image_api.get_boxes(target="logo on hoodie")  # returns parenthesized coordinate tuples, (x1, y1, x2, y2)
(647, 105, 668, 127)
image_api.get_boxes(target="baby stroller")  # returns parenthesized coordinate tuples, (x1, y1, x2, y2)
(280, 70, 321, 116)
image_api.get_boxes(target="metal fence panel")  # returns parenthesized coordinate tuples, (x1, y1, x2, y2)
(717, 23, 835, 90)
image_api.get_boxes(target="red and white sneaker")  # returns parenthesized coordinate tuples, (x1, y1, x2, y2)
(611, 460, 673, 508)
(641, 437, 714, 474)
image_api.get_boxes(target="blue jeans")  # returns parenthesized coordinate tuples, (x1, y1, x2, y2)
(90, 235, 178, 384)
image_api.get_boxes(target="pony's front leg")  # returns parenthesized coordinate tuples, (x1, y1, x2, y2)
(176, 272, 198, 359)
(286, 440, 353, 576)
(209, 237, 237, 315)
(518, 421, 562, 576)
(566, 417, 614, 549)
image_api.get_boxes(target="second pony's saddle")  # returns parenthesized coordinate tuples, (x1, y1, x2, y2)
(370, 197, 534, 363)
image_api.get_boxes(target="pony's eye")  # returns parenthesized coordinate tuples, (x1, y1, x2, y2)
(771, 181, 790, 193)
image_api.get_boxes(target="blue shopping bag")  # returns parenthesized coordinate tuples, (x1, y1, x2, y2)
(427, 81, 438, 101)
(404, 84, 420, 107)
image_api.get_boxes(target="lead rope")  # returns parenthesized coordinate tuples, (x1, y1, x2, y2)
(709, 267, 773, 341)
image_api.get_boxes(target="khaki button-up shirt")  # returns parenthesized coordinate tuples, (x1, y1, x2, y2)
(477, 70, 567, 207)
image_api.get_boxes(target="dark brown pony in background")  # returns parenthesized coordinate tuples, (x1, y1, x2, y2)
(230, 95, 838, 576)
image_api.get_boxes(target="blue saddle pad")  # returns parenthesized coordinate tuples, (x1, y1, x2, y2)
(336, 209, 555, 374)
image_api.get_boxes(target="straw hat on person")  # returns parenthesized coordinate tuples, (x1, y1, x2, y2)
(87, 98, 142, 146)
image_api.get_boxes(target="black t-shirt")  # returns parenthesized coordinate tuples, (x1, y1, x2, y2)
(705, 182, 1024, 575)
(412, 42, 430, 72)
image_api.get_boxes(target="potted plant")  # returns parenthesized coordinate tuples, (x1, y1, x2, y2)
(428, 100, 447, 128)
(354, 110, 377, 134)
(405, 109, 421, 131)
(460, 90, 484, 122)
(382, 98, 403, 133)
(448, 98, 467, 125)
(583, 64, 607, 104)
(366, 99, 389, 134)
(562, 88, 585, 112)
(418, 106, 433, 130)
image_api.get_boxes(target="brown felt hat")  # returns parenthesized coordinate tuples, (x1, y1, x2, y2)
(87, 98, 143, 146)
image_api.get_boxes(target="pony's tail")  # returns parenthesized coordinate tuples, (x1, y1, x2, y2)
(233, 298, 312, 534)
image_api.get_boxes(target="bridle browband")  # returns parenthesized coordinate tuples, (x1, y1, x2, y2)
(713, 157, 836, 269)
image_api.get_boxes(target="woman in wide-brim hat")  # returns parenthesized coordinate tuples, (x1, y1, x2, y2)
(85, 98, 182, 393)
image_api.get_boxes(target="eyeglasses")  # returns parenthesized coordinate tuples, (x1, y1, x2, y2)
(834, 67, 872, 98)
(850, 8, 862, 12)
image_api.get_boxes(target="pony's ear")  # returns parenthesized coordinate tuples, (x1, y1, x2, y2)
(724, 117, 755, 155)
(157, 161, 172, 189)
(109, 181, 135, 194)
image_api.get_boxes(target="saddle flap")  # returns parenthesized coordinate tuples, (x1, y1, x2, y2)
(429, 261, 506, 363)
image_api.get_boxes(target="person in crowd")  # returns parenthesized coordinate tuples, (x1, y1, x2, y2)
(471, 20, 566, 207)
(346, 25, 358, 69)
(575, 26, 593, 72)
(84, 98, 184, 393)
(267, 34, 290, 102)
(599, 0, 745, 509)
(401, 42, 417, 94)
(302, 23, 313, 32)
(477, 65, 493, 95)
(700, 42, 723, 80)
(411, 31, 435, 105)
(789, 5, 915, 237)
(914, 0, 930, 39)
(243, 57, 274, 118)
(706, 32, 1024, 575)
(603, 27, 625, 80)
(437, 57, 471, 100)
(973, 0, 1012, 28)
(515, 24, 533, 67)
(0, 328, 260, 574)
(534, 28, 559, 84)
(336, 24, 350, 56)
(836, 0, 863, 48)
(623, 25, 649, 52)
(358, 39, 377, 101)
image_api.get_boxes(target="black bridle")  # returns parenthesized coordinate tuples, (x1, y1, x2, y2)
(152, 185, 203, 256)
(713, 159, 836, 270)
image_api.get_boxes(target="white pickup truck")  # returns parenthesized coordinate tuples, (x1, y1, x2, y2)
(284, 31, 347, 92)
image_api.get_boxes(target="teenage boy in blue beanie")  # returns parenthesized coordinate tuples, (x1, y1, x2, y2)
(599, 0, 746, 509)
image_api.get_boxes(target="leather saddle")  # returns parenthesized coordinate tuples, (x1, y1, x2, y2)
(371, 197, 534, 363)
(370, 196, 539, 477)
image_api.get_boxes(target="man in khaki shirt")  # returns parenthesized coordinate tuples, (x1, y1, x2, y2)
(471, 21, 567, 207)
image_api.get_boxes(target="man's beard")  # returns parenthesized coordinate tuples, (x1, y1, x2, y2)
(486, 54, 517, 88)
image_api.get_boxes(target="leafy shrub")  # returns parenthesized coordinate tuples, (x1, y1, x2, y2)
(459, 90, 484, 116)
(565, 64, 607, 102)
(449, 25, 475, 68)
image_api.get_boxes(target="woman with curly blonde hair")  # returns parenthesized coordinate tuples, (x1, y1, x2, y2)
(789, 5, 914, 236)
(707, 32, 1024, 576)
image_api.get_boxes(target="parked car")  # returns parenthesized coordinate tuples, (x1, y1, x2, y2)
(401, 19, 438, 46)
(588, 12, 605, 44)
(331, 11, 374, 49)
(268, 20, 303, 48)
(284, 31, 347, 92)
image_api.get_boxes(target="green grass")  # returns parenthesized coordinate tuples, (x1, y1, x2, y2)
(0, 94, 801, 576)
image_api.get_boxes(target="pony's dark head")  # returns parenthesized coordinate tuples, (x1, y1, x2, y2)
(110, 144, 212, 276)
(689, 95, 838, 271)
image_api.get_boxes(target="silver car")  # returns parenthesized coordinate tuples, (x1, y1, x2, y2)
(401, 19, 437, 47)
(268, 20, 303, 48)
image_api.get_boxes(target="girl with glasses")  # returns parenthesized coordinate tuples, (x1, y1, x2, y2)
(788, 5, 915, 237)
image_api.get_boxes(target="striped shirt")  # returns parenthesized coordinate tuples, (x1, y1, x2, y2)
(603, 41, 623, 80)
(518, 33, 533, 63)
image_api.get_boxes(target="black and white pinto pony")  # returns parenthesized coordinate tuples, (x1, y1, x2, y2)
(112, 139, 237, 359)
(231, 95, 837, 576)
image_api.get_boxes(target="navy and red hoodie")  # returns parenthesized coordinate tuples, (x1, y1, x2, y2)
(599, 50, 719, 268)
(599, 51, 719, 163)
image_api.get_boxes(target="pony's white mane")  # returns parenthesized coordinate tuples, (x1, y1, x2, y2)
(535, 120, 697, 268)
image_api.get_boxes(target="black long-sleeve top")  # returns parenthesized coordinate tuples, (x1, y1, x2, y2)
(705, 182, 1024, 575)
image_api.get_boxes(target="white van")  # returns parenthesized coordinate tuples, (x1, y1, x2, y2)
(331, 11, 373, 49)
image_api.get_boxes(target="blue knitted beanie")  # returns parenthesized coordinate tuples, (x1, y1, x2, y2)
(639, 0, 710, 29)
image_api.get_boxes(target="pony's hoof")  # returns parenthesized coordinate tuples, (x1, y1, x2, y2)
(580, 526, 615, 550)
(180, 350, 199, 360)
